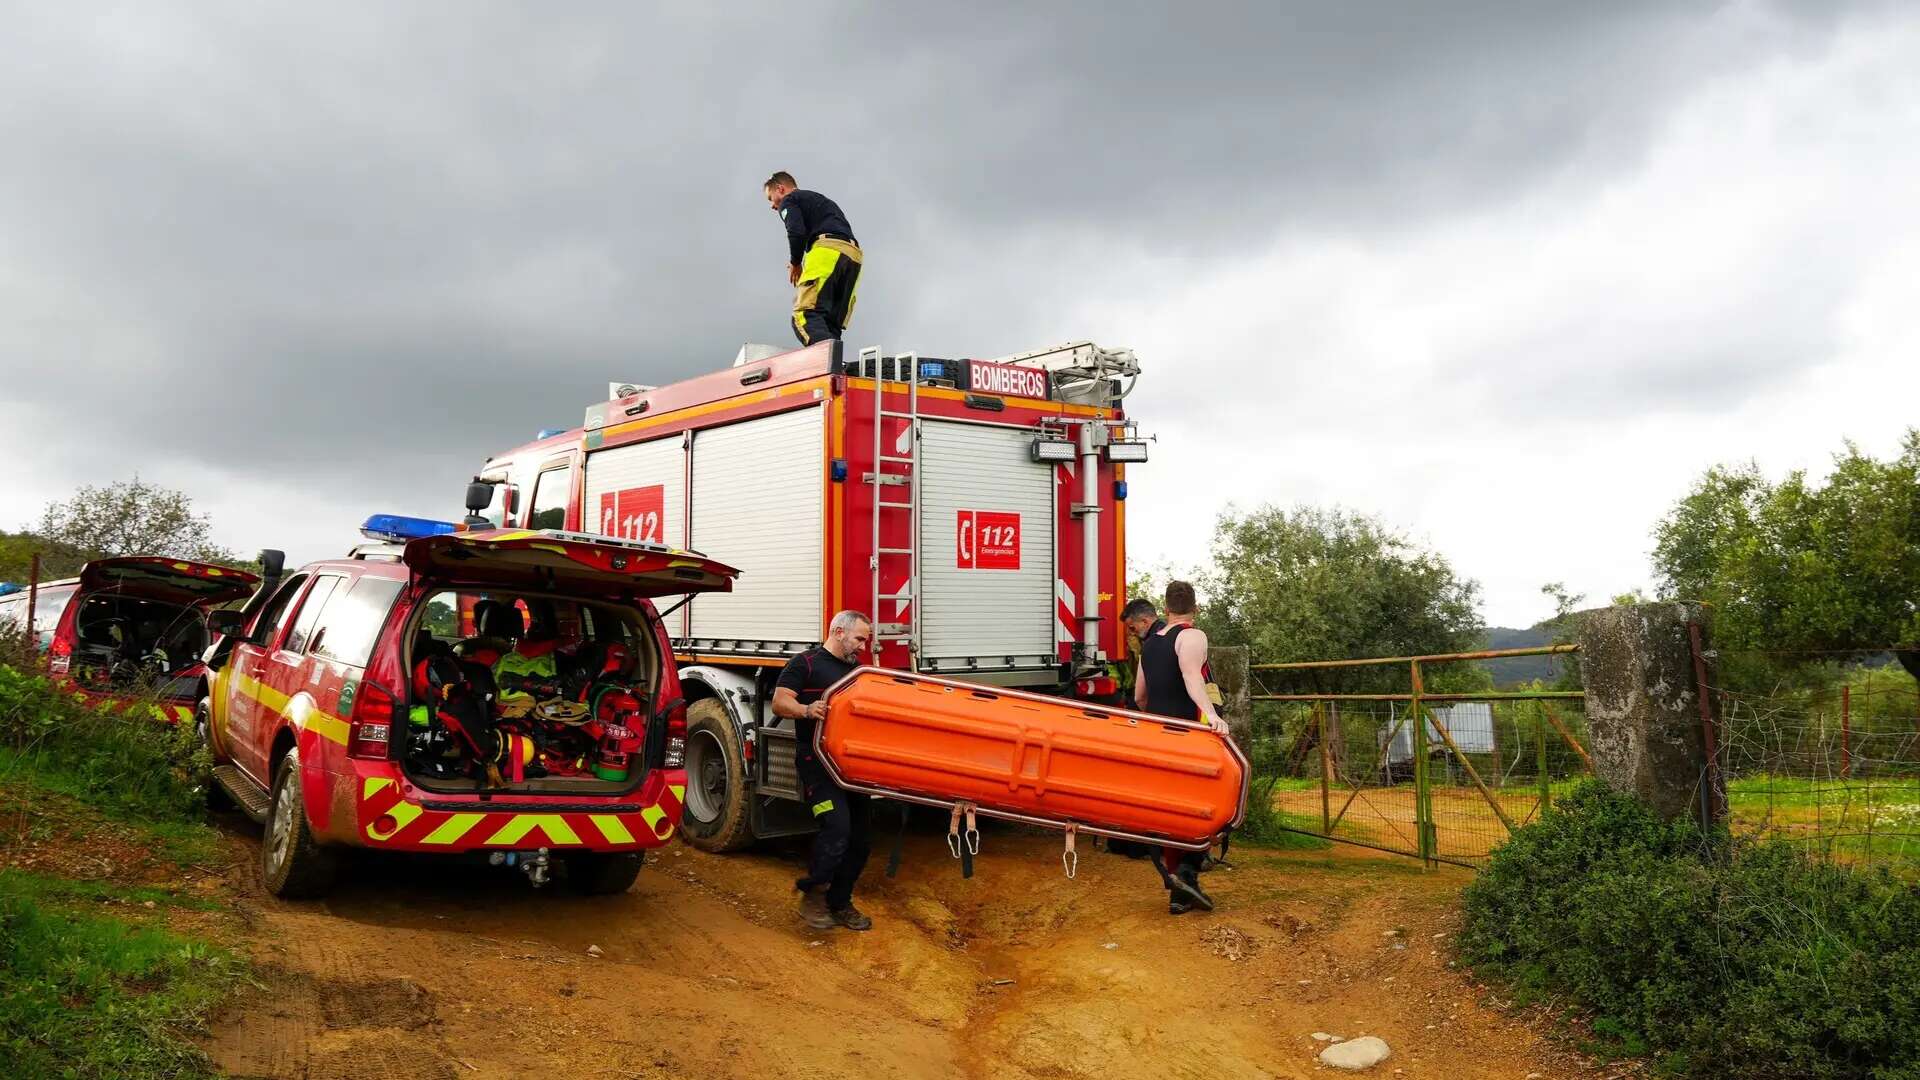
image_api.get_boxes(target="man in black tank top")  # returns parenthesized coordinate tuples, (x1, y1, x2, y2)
(1134, 580, 1225, 914)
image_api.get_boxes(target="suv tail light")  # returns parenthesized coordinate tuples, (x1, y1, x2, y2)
(664, 700, 687, 769)
(348, 681, 396, 760)
(48, 633, 72, 677)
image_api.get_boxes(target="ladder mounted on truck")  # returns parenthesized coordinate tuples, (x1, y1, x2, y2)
(983, 341, 1141, 410)
(862, 345, 921, 665)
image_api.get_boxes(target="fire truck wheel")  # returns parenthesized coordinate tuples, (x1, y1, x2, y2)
(262, 749, 338, 899)
(680, 698, 753, 852)
(195, 699, 234, 811)
(564, 851, 645, 895)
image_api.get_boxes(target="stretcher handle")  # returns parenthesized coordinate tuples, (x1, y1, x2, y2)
(1063, 824, 1078, 879)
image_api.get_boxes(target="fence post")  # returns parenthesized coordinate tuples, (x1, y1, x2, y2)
(1536, 703, 1551, 815)
(25, 553, 40, 649)
(1841, 685, 1852, 780)
(1411, 660, 1435, 867)
(1576, 602, 1723, 824)
(1317, 702, 1332, 833)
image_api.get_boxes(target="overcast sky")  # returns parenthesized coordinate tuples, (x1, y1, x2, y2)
(4, 2, 1916, 627)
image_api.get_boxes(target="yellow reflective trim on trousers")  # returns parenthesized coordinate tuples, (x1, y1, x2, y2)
(591, 815, 635, 845)
(484, 814, 581, 846)
(422, 813, 485, 845)
(811, 799, 835, 817)
(368, 801, 422, 840)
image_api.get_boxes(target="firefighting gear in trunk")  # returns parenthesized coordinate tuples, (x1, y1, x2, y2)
(792, 237, 862, 345)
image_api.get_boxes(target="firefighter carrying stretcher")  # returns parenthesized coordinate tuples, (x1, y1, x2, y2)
(764, 171, 861, 346)
(1135, 581, 1224, 915)
(771, 610, 876, 931)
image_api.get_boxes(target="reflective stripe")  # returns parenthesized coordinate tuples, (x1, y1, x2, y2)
(422, 813, 485, 845)
(591, 814, 635, 845)
(484, 814, 580, 846)
(811, 799, 835, 816)
(368, 800, 423, 840)
(234, 671, 349, 747)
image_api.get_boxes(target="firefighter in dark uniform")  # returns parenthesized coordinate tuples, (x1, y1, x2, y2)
(1134, 581, 1227, 914)
(763, 171, 862, 346)
(771, 610, 876, 930)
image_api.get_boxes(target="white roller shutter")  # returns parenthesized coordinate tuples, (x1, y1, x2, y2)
(918, 420, 1056, 670)
(583, 435, 687, 549)
(687, 406, 824, 649)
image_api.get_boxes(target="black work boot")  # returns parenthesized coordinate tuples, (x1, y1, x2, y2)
(831, 903, 873, 931)
(1171, 868, 1214, 912)
(799, 887, 836, 930)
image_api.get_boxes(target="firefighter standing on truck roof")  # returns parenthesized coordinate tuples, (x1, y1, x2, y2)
(771, 610, 876, 931)
(1134, 581, 1226, 915)
(763, 171, 862, 346)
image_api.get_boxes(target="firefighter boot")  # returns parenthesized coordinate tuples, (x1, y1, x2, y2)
(1173, 867, 1215, 913)
(831, 903, 873, 931)
(799, 886, 837, 930)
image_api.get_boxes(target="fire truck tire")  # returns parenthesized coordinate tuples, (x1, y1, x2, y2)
(262, 749, 337, 899)
(680, 698, 753, 852)
(195, 699, 234, 812)
(564, 851, 645, 895)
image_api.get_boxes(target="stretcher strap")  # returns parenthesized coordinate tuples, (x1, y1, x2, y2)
(947, 802, 978, 879)
(886, 801, 910, 879)
(1062, 824, 1078, 879)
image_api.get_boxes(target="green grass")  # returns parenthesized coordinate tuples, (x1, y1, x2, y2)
(1726, 774, 1920, 811)
(0, 748, 223, 867)
(0, 871, 246, 1080)
(0, 869, 222, 913)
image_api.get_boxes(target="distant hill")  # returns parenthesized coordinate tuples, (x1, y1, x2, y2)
(1479, 626, 1565, 686)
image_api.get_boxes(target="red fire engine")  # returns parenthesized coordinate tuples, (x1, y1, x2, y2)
(464, 339, 1147, 850)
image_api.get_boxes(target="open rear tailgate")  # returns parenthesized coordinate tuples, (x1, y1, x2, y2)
(77, 556, 259, 606)
(404, 529, 738, 596)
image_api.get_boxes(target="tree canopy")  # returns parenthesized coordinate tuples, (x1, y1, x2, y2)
(1651, 430, 1920, 679)
(2, 479, 245, 585)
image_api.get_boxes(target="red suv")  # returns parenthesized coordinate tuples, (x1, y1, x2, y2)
(0, 556, 259, 723)
(201, 523, 736, 898)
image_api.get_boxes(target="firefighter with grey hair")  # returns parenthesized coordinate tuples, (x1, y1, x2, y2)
(771, 609, 876, 930)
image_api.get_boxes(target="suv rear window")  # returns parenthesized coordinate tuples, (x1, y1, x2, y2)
(311, 576, 403, 667)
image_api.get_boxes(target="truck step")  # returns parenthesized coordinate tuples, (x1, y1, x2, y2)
(212, 763, 272, 823)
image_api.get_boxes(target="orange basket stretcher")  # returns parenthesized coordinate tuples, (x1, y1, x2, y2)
(816, 668, 1250, 874)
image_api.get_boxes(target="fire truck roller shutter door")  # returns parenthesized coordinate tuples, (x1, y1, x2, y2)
(687, 406, 825, 650)
(918, 420, 1056, 673)
(583, 435, 688, 630)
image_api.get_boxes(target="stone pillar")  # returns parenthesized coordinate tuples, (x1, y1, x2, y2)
(1575, 601, 1722, 824)
(1210, 645, 1253, 743)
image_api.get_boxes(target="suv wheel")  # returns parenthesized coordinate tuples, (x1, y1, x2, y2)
(565, 851, 644, 895)
(262, 748, 337, 898)
(680, 698, 753, 852)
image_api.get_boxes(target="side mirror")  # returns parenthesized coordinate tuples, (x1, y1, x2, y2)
(465, 481, 495, 514)
(258, 549, 285, 579)
(207, 609, 253, 643)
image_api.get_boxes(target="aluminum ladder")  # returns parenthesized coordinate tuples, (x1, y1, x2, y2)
(861, 346, 920, 669)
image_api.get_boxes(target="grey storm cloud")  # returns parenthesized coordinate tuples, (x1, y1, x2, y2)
(0, 0, 1885, 504)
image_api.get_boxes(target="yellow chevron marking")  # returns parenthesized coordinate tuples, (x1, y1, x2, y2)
(484, 815, 581, 846)
(590, 815, 635, 845)
(639, 804, 666, 833)
(363, 777, 393, 799)
(422, 813, 485, 846)
(669, 784, 685, 804)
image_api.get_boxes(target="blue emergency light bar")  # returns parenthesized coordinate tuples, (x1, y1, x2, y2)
(536, 427, 568, 440)
(360, 514, 459, 543)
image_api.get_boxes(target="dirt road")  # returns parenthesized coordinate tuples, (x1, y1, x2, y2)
(203, 823, 1582, 1080)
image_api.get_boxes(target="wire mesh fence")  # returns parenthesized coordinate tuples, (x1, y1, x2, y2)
(1712, 655, 1920, 874)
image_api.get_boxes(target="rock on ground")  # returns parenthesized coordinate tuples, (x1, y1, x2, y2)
(1318, 1036, 1391, 1070)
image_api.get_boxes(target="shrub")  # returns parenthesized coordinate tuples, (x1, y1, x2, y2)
(0, 662, 208, 822)
(1461, 781, 1920, 1079)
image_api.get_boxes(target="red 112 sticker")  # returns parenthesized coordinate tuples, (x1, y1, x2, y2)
(956, 510, 1021, 570)
(599, 486, 666, 545)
